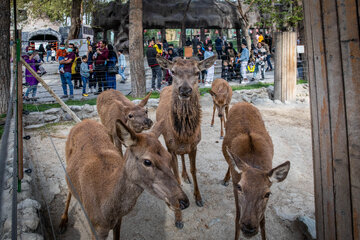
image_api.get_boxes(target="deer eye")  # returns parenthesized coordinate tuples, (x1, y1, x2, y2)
(236, 184, 242, 192)
(171, 70, 176, 75)
(143, 159, 152, 167)
(128, 114, 133, 119)
(264, 192, 271, 198)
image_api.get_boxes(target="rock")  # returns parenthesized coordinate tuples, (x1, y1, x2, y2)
(274, 100, 283, 104)
(252, 98, 265, 105)
(83, 104, 94, 113)
(24, 113, 43, 126)
(43, 115, 59, 122)
(284, 100, 291, 105)
(17, 199, 41, 210)
(24, 124, 45, 130)
(274, 205, 298, 221)
(297, 216, 316, 240)
(147, 98, 159, 108)
(208, 218, 221, 227)
(70, 105, 82, 112)
(43, 108, 61, 114)
(242, 95, 251, 103)
(63, 113, 73, 121)
(203, 93, 211, 98)
(132, 99, 141, 105)
(18, 233, 44, 240)
(22, 211, 40, 231)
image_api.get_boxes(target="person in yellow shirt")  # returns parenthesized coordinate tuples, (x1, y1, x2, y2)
(258, 33, 264, 43)
(154, 39, 163, 55)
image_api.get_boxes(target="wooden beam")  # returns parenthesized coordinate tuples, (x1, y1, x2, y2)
(20, 58, 81, 123)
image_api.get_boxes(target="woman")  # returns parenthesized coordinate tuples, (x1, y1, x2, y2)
(72, 46, 82, 89)
(22, 49, 39, 101)
(87, 45, 96, 92)
(106, 44, 118, 90)
(38, 44, 45, 63)
(204, 44, 215, 87)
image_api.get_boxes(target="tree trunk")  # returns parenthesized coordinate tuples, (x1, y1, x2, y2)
(68, 0, 82, 40)
(0, 0, 11, 114)
(161, 28, 166, 42)
(129, 0, 146, 98)
(241, 24, 251, 51)
(200, 27, 205, 42)
(236, 28, 241, 52)
(180, 25, 186, 48)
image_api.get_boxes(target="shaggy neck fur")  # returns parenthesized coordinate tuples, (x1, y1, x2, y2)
(171, 90, 201, 140)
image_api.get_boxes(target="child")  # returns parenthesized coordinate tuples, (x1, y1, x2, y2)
(51, 48, 56, 62)
(23, 49, 39, 101)
(204, 44, 215, 87)
(80, 55, 91, 97)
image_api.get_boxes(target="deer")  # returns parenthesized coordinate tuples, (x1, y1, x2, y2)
(209, 78, 233, 139)
(221, 102, 290, 240)
(58, 119, 189, 240)
(97, 89, 153, 156)
(156, 55, 217, 229)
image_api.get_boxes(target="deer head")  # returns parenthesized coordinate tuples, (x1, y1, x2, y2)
(226, 148, 290, 238)
(157, 56, 217, 101)
(123, 92, 153, 133)
(209, 89, 228, 118)
(116, 119, 189, 211)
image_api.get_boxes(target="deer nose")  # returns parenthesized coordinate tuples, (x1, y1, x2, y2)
(241, 223, 256, 235)
(179, 86, 192, 97)
(144, 118, 153, 126)
(179, 198, 190, 210)
(218, 113, 223, 118)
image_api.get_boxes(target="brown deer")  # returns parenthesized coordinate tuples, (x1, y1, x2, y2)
(59, 119, 189, 240)
(97, 89, 153, 156)
(209, 78, 232, 139)
(156, 55, 217, 229)
(222, 102, 290, 240)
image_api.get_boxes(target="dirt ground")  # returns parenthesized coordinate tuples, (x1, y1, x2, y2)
(25, 97, 314, 240)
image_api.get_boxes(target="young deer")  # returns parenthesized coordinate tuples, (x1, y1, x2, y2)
(156, 55, 217, 229)
(209, 78, 232, 139)
(97, 89, 153, 156)
(59, 119, 189, 240)
(222, 102, 290, 240)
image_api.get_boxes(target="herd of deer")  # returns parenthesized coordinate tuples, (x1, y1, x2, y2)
(58, 55, 291, 240)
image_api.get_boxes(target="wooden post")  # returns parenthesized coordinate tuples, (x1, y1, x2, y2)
(236, 28, 242, 52)
(303, 0, 360, 239)
(273, 32, 297, 102)
(16, 31, 23, 181)
(200, 27, 205, 43)
(20, 58, 81, 123)
(161, 28, 166, 42)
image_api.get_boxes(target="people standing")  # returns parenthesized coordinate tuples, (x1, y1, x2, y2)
(45, 43, 52, 62)
(204, 45, 215, 87)
(72, 46, 82, 89)
(239, 43, 250, 83)
(87, 45, 96, 93)
(51, 48, 56, 62)
(196, 43, 206, 83)
(23, 49, 39, 101)
(38, 44, 45, 63)
(106, 44, 118, 90)
(80, 55, 91, 97)
(94, 40, 109, 94)
(215, 36, 223, 59)
(59, 46, 75, 99)
(146, 39, 162, 92)
(118, 49, 127, 83)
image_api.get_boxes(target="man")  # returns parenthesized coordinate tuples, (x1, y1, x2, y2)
(118, 49, 127, 83)
(146, 39, 162, 92)
(45, 42, 52, 62)
(59, 45, 75, 99)
(196, 43, 206, 83)
(215, 36, 223, 59)
(192, 36, 199, 55)
(239, 43, 250, 83)
(93, 40, 109, 94)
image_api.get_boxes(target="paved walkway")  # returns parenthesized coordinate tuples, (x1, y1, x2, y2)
(22, 56, 274, 104)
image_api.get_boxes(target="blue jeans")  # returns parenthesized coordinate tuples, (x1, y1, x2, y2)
(118, 66, 126, 80)
(81, 76, 88, 94)
(25, 85, 37, 97)
(266, 55, 273, 70)
(61, 72, 74, 96)
(46, 50, 51, 62)
(253, 63, 265, 79)
(151, 66, 162, 89)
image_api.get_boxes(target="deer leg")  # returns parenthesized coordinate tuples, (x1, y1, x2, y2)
(189, 149, 203, 207)
(232, 181, 241, 240)
(211, 104, 216, 127)
(260, 217, 266, 240)
(221, 166, 231, 186)
(113, 218, 122, 240)
(220, 116, 224, 139)
(171, 153, 181, 185)
(174, 209, 184, 229)
(92, 226, 109, 240)
(59, 192, 72, 234)
(181, 154, 191, 184)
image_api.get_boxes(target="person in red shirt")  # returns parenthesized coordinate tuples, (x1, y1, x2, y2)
(56, 42, 67, 60)
(93, 40, 109, 94)
(59, 46, 75, 99)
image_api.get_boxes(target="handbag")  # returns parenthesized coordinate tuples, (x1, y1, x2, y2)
(107, 65, 118, 74)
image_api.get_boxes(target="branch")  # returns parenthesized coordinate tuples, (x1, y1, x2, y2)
(244, 0, 256, 14)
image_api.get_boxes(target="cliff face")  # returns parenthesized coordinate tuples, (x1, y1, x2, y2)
(92, 0, 259, 51)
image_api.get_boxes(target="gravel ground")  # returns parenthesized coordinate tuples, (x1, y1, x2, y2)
(24, 97, 314, 240)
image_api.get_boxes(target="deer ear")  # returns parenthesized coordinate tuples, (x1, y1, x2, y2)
(151, 119, 164, 138)
(209, 89, 216, 97)
(225, 147, 248, 173)
(138, 91, 152, 107)
(115, 119, 137, 147)
(156, 55, 173, 69)
(268, 161, 290, 183)
(198, 55, 217, 71)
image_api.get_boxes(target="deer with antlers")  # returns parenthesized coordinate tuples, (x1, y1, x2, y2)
(209, 78, 233, 139)
(222, 102, 290, 240)
(59, 119, 189, 240)
(156, 55, 217, 229)
(97, 89, 153, 156)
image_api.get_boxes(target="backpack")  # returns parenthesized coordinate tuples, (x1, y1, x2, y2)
(71, 57, 81, 74)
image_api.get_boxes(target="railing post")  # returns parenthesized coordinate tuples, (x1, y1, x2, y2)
(17, 30, 23, 183)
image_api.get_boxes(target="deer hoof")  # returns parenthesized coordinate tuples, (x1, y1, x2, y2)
(175, 221, 184, 229)
(221, 180, 229, 186)
(196, 200, 204, 207)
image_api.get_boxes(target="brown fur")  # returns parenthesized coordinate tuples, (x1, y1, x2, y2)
(222, 102, 290, 240)
(156, 55, 217, 228)
(97, 89, 152, 156)
(59, 119, 189, 240)
(209, 78, 233, 138)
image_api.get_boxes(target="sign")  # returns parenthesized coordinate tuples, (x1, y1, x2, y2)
(297, 45, 305, 54)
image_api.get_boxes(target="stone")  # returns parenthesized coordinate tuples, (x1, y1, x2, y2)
(132, 99, 141, 105)
(63, 113, 73, 121)
(24, 124, 45, 130)
(297, 216, 316, 239)
(274, 205, 298, 221)
(22, 211, 40, 231)
(203, 93, 211, 98)
(17, 199, 41, 210)
(18, 233, 44, 240)
(242, 95, 251, 103)
(274, 100, 283, 104)
(43, 108, 61, 114)
(43, 115, 59, 122)
(284, 100, 292, 105)
(24, 113, 43, 126)
(70, 105, 82, 112)
(83, 104, 94, 113)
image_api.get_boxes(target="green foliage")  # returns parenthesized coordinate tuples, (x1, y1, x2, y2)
(297, 79, 308, 84)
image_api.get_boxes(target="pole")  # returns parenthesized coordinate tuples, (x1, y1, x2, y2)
(17, 30, 23, 186)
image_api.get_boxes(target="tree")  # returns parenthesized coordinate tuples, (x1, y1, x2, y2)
(68, 0, 82, 39)
(129, 0, 146, 98)
(0, 0, 11, 114)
